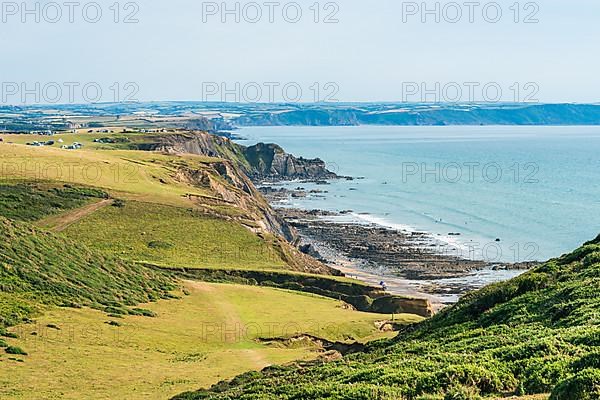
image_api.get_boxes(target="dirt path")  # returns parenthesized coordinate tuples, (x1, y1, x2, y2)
(41, 199, 113, 232)
(184, 280, 270, 369)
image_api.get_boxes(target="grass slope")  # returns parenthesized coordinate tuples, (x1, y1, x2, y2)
(0, 142, 326, 274)
(0, 281, 419, 399)
(0, 217, 175, 328)
(0, 182, 107, 222)
(0, 143, 216, 206)
(61, 200, 287, 270)
(174, 235, 600, 400)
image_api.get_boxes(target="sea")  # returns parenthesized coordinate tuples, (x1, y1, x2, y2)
(235, 125, 600, 267)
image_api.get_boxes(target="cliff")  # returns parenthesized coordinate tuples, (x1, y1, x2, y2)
(231, 103, 600, 126)
(243, 142, 337, 181)
(131, 130, 344, 275)
(137, 130, 338, 182)
(172, 156, 336, 275)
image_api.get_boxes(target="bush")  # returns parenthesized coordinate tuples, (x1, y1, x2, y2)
(572, 352, 600, 371)
(444, 385, 482, 400)
(282, 282, 304, 291)
(583, 251, 600, 267)
(130, 308, 157, 317)
(518, 357, 570, 394)
(104, 306, 128, 315)
(5, 346, 27, 355)
(345, 295, 373, 311)
(550, 369, 600, 400)
(112, 199, 126, 208)
(435, 364, 513, 395)
(147, 240, 174, 250)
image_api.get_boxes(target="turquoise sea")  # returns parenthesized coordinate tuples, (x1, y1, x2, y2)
(236, 126, 600, 263)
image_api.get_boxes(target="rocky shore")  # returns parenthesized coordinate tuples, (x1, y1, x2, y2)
(259, 187, 537, 303)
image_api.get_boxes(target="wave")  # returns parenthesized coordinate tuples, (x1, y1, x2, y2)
(350, 212, 476, 255)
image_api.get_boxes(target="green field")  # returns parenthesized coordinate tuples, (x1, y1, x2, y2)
(0, 182, 108, 222)
(0, 141, 325, 274)
(61, 200, 287, 270)
(0, 216, 175, 327)
(0, 281, 420, 400)
(0, 142, 217, 206)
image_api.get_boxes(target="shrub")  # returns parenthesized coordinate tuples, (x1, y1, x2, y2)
(572, 352, 600, 371)
(104, 306, 128, 315)
(435, 364, 513, 395)
(520, 358, 570, 394)
(147, 240, 174, 250)
(60, 302, 83, 309)
(583, 251, 600, 267)
(112, 199, 126, 208)
(282, 282, 304, 291)
(5, 346, 27, 355)
(130, 308, 157, 317)
(550, 369, 600, 400)
(444, 385, 482, 400)
(345, 295, 373, 311)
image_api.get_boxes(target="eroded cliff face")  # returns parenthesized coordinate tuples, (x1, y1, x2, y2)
(174, 159, 293, 240)
(136, 130, 340, 275)
(140, 131, 338, 182)
(172, 157, 336, 276)
(243, 142, 337, 181)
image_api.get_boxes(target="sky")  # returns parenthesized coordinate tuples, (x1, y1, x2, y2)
(1, 0, 599, 104)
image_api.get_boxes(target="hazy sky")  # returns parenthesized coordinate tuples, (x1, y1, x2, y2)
(2, 0, 599, 103)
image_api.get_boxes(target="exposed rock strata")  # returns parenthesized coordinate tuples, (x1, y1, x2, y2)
(139, 131, 338, 182)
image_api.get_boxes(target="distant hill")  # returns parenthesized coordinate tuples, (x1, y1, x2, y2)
(175, 234, 600, 399)
(232, 103, 600, 126)
(3, 102, 600, 131)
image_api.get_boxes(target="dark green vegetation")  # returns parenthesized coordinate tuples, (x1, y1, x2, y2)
(0, 182, 107, 222)
(5, 346, 27, 356)
(0, 216, 175, 328)
(175, 235, 600, 399)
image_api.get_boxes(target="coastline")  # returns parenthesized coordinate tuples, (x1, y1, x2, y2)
(260, 186, 535, 306)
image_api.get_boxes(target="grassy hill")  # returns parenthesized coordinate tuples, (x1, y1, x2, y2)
(174, 235, 600, 400)
(60, 200, 287, 270)
(0, 182, 418, 399)
(0, 133, 431, 399)
(0, 139, 332, 274)
(0, 182, 108, 222)
(0, 216, 176, 328)
(1, 281, 420, 399)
